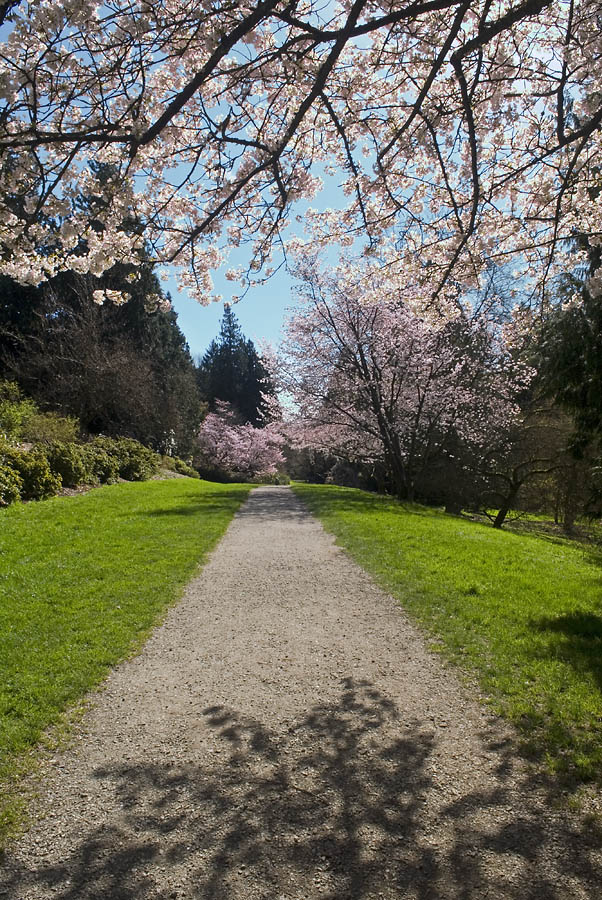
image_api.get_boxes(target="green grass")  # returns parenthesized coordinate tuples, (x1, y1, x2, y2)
(292, 482, 602, 787)
(0, 478, 250, 843)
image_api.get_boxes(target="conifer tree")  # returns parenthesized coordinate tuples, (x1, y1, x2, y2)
(197, 307, 276, 427)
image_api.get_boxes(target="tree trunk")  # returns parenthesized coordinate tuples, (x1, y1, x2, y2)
(383, 442, 407, 501)
(492, 483, 521, 528)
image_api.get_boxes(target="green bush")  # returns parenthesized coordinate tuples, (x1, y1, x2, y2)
(117, 439, 159, 481)
(0, 464, 22, 506)
(173, 458, 200, 479)
(19, 450, 62, 500)
(21, 412, 79, 445)
(0, 445, 62, 501)
(81, 445, 119, 484)
(90, 436, 159, 481)
(250, 471, 291, 485)
(0, 382, 37, 442)
(46, 442, 88, 488)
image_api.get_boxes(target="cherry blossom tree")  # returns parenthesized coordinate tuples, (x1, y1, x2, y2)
(0, 0, 601, 305)
(196, 401, 285, 481)
(281, 256, 531, 503)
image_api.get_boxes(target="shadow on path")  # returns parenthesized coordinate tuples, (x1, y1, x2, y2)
(235, 486, 310, 524)
(143, 486, 309, 524)
(2, 680, 600, 899)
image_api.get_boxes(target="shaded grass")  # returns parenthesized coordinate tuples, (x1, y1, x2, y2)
(0, 478, 250, 844)
(292, 482, 602, 787)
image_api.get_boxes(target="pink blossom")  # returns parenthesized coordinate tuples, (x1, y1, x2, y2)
(197, 403, 285, 481)
(281, 258, 532, 498)
(0, 1, 599, 305)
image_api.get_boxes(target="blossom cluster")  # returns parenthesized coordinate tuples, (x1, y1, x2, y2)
(0, 0, 600, 304)
(281, 256, 533, 496)
(197, 402, 285, 480)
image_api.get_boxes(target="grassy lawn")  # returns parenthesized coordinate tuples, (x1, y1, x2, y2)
(292, 482, 602, 788)
(0, 478, 250, 844)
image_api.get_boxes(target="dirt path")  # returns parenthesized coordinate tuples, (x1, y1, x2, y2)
(1, 485, 601, 899)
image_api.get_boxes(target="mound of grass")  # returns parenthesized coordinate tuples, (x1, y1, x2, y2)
(0, 478, 250, 844)
(293, 483, 602, 787)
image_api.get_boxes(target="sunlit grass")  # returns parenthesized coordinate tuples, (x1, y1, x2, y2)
(293, 482, 602, 787)
(0, 478, 250, 844)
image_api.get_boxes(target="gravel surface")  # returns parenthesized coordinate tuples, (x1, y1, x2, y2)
(1, 485, 601, 899)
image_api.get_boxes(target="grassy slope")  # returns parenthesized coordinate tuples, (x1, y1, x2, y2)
(292, 482, 602, 786)
(0, 478, 250, 841)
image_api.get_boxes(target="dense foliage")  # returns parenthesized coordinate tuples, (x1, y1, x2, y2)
(0, 263, 203, 455)
(0, 382, 212, 505)
(538, 241, 602, 453)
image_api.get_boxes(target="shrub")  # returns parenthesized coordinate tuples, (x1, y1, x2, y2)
(159, 455, 178, 472)
(116, 439, 159, 481)
(0, 444, 62, 500)
(20, 450, 62, 500)
(0, 464, 22, 505)
(46, 442, 89, 488)
(21, 412, 79, 445)
(81, 445, 119, 484)
(173, 458, 200, 479)
(90, 436, 159, 481)
(0, 381, 37, 442)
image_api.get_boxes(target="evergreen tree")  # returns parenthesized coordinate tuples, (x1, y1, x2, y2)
(0, 264, 203, 454)
(539, 237, 602, 453)
(197, 306, 276, 426)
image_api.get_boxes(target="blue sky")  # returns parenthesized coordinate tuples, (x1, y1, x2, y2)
(167, 170, 349, 360)
(167, 264, 296, 362)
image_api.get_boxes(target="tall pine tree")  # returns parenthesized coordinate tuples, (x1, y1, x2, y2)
(197, 307, 276, 426)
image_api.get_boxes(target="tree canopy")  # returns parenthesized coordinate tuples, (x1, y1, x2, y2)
(0, 0, 601, 308)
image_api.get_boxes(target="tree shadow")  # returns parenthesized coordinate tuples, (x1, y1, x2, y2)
(294, 485, 457, 523)
(531, 610, 602, 693)
(143, 486, 310, 523)
(1, 679, 600, 899)
(141, 490, 252, 518)
(235, 486, 310, 523)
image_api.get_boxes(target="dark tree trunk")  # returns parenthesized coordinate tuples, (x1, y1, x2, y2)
(492, 483, 521, 528)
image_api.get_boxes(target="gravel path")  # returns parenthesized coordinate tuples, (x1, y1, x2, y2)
(2, 485, 601, 899)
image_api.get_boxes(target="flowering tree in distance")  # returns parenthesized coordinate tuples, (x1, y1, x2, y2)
(197, 402, 285, 482)
(0, 0, 601, 305)
(282, 256, 531, 502)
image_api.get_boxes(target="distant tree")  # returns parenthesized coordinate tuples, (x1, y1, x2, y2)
(524, 232, 602, 516)
(196, 402, 285, 482)
(197, 306, 276, 427)
(539, 254, 602, 454)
